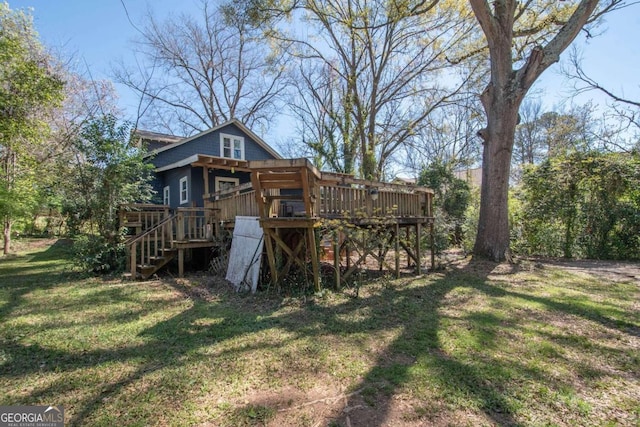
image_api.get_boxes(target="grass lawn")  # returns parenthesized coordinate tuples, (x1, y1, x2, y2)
(0, 239, 638, 426)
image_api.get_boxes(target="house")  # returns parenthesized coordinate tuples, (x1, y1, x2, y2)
(453, 167, 482, 188)
(123, 120, 435, 289)
(133, 129, 182, 152)
(392, 176, 417, 186)
(143, 119, 281, 209)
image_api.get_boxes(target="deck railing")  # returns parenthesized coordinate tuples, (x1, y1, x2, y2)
(175, 208, 218, 241)
(207, 178, 432, 222)
(206, 182, 258, 222)
(119, 204, 171, 235)
(317, 180, 431, 218)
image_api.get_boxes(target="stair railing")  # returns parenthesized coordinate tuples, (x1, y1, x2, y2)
(126, 213, 176, 278)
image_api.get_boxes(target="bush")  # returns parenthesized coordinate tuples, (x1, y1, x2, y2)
(419, 161, 472, 251)
(461, 187, 480, 254)
(511, 151, 640, 260)
(72, 234, 125, 274)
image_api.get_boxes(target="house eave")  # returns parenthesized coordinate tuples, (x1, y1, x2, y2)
(144, 119, 282, 160)
(154, 154, 200, 173)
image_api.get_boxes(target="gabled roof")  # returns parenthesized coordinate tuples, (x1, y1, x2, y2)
(145, 119, 282, 159)
(134, 129, 183, 144)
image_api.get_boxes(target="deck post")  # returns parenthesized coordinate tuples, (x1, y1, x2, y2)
(306, 227, 320, 292)
(334, 229, 341, 289)
(395, 223, 400, 279)
(178, 248, 184, 277)
(130, 243, 137, 278)
(430, 221, 435, 270)
(405, 227, 411, 267)
(263, 228, 278, 285)
(416, 222, 422, 275)
(176, 212, 184, 241)
(203, 166, 210, 197)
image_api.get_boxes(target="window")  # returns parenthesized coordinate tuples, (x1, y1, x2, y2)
(179, 176, 188, 204)
(220, 133, 245, 160)
(163, 186, 170, 206)
(215, 177, 239, 192)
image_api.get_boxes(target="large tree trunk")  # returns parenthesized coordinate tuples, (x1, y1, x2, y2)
(468, 0, 605, 262)
(473, 89, 522, 261)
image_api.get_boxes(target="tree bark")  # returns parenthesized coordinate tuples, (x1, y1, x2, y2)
(3, 218, 11, 256)
(473, 86, 522, 261)
(469, 0, 603, 261)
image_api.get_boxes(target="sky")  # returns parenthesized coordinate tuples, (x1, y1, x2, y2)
(6, 0, 640, 142)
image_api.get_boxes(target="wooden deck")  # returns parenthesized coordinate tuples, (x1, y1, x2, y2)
(205, 160, 432, 224)
(122, 158, 434, 287)
(206, 158, 434, 290)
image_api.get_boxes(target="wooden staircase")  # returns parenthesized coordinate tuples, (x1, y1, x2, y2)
(125, 213, 177, 279)
(121, 206, 218, 279)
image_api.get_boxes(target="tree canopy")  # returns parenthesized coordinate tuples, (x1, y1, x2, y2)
(0, 3, 64, 254)
(115, 0, 288, 136)
(468, 0, 627, 261)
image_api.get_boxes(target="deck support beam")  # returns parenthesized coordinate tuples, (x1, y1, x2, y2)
(416, 222, 422, 275)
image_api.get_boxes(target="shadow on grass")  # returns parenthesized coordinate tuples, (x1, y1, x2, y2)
(1, 244, 637, 426)
(0, 239, 76, 320)
(328, 260, 639, 426)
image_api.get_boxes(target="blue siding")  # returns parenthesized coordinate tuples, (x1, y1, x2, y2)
(191, 167, 205, 207)
(161, 166, 193, 208)
(151, 123, 275, 169)
(150, 175, 164, 204)
(148, 122, 278, 208)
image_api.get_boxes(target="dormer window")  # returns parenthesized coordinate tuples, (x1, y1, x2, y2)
(220, 133, 245, 160)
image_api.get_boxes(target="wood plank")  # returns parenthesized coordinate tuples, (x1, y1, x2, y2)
(263, 228, 278, 284)
(395, 223, 400, 279)
(259, 181, 304, 190)
(265, 195, 304, 201)
(334, 230, 341, 289)
(416, 222, 422, 275)
(259, 172, 302, 181)
(300, 167, 312, 216)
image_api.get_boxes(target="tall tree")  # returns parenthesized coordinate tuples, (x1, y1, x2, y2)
(271, 0, 478, 179)
(468, 0, 625, 261)
(399, 98, 484, 176)
(116, 0, 287, 136)
(0, 3, 64, 255)
(565, 49, 640, 141)
(514, 101, 599, 172)
(64, 114, 154, 240)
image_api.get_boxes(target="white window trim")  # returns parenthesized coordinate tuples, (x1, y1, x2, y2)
(214, 176, 240, 192)
(163, 185, 170, 206)
(179, 176, 189, 205)
(220, 133, 245, 160)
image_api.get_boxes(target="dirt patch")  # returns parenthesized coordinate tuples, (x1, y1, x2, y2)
(532, 258, 640, 284)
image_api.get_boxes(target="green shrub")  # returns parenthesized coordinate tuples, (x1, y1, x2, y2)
(511, 151, 640, 260)
(72, 234, 125, 274)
